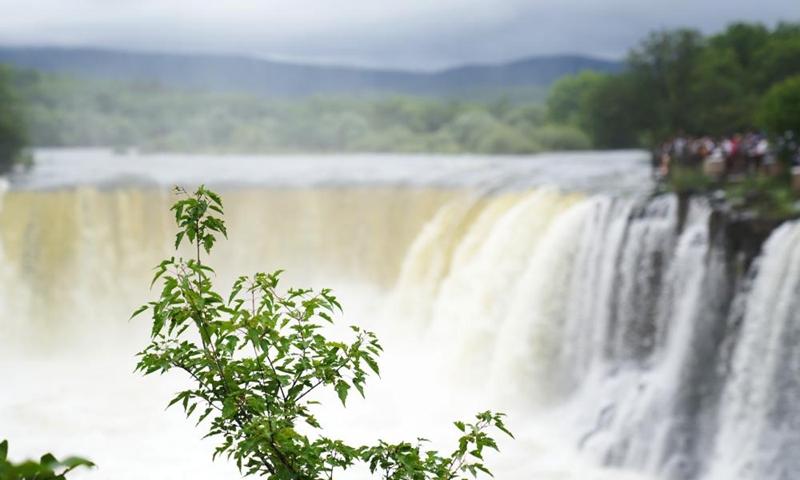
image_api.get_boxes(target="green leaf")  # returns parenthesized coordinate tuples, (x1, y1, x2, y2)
(335, 380, 350, 406)
(60, 457, 96, 469)
(39, 453, 58, 467)
(130, 304, 148, 320)
(167, 391, 188, 409)
(363, 355, 380, 376)
(475, 463, 493, 477)
(494, 423, 514, 439)
(202, 235, 214, 254)
(175, 230, 186, 250)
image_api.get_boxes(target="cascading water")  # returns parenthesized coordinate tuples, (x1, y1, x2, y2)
(391, 188, 800, 480)
(2, 151, 799, 480)
(557, 197, 718, 479)
(706, 221, 800, 480)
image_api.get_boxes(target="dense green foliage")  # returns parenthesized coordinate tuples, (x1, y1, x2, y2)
(725, 175, 799, 218)
(665, 166, 718, 195)
(546, 22, 800, 148)
(0, 440, 93, 480)
(663, 158, 799, 219)
(13, 70, 598, 154)
(133, 186, 512, 479)
(759, 75, 800, 136)
(0, 66, 28, 173)
(545, 70, 605, 127)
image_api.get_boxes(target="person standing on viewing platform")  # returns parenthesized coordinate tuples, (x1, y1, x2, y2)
(651, 131, 791, 181)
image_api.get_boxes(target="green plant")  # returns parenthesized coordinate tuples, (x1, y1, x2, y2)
(530, 124, 592, 151)
(0, 440, 94, 480)
(725, 176, 799, 217)
(759, 74, 800, 137)
(667, 166, 718, 194)
(0, 66, 29, 173)
(133, 186, 512, 479)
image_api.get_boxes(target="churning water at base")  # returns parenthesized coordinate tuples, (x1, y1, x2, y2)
(2, 154, 799, 480)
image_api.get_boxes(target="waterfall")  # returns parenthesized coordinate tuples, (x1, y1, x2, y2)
(706, 221, 800, 480)
(425, 188, 582, 377)
(390, 190, 800, 480)
(3, 183, 800, 480)
(561, 197, 717, 479)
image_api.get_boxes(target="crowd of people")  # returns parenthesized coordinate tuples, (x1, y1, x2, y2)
(653, 131, 781, 179)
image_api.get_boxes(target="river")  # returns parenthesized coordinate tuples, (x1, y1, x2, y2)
(2, 149, 798, 480)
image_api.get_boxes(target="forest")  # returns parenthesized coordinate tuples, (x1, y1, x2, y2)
(547, 21, 800, 151)
(9, 71, 587, 155)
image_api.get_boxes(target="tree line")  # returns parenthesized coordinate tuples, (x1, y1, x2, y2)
(7, 70, 589, 156)
(0, 66, 28, 173)
(547, 22, 800, 152)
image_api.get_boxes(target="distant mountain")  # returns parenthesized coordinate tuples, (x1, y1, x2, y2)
(0, 46, 622, 99)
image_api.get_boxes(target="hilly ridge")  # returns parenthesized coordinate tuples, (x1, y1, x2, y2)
(0, 46, 622, 99)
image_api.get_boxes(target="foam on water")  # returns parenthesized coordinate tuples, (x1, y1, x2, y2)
(3, 151, 799, 480)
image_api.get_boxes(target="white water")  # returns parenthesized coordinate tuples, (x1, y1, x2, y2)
(706, 222, 800, 480)
(2, 150, 799, 480)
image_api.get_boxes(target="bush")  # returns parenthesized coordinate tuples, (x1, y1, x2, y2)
(0, 440, 93, 480)
(476, 126, 540, 154)
(133, 186, 512, 479)
(0, 66, 28, 173)
(759, 74, 800, 136)
(725, 176, 799, 217)
(445, 111, 503, 152)
(668, 166, 718, 194)
(530, 124, 592, 151)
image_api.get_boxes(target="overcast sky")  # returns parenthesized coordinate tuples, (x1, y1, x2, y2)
(0, 0, 798, 70)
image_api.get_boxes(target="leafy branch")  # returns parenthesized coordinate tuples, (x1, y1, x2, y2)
(133, 185, 512, 479)
(0, 440, 94, 480)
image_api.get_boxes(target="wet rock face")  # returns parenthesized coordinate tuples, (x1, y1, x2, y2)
(714, 210, 795, 292)
(679, 193, 795, 284)
(676, 192, 693, 235)
(724, 217, 785, 271)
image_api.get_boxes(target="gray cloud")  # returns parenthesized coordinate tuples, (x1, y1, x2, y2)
(0, 0, 798, 69)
